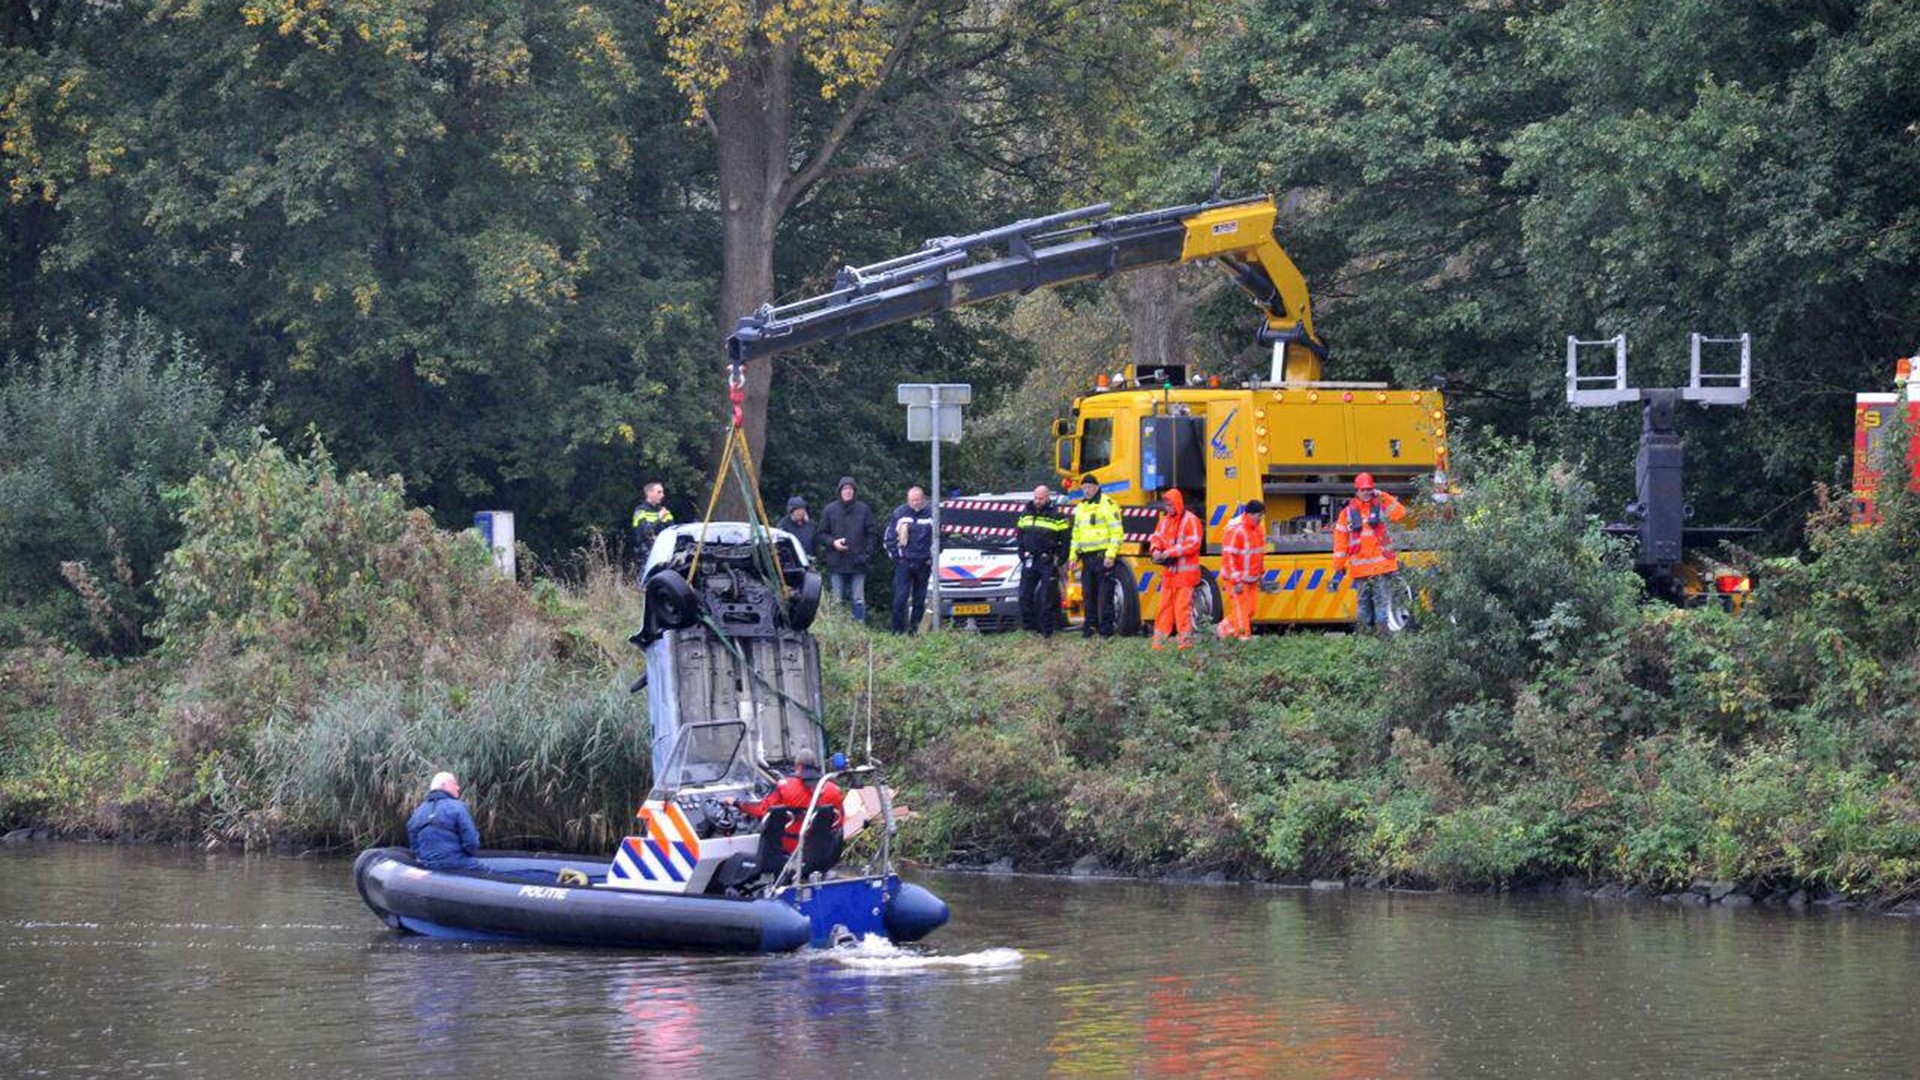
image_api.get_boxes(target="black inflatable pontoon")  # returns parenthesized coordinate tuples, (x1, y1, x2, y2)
(354, 847, 814, 952)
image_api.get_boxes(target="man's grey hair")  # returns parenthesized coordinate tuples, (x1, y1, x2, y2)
(429, 771, 459, 794)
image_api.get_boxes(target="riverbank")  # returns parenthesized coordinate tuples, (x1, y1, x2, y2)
(4, 437, 1918, 908)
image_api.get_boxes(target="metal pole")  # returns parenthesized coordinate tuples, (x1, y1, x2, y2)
(929, 385, 943, 632)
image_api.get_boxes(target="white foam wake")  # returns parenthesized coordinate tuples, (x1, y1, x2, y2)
(825, 935, 1023, 972)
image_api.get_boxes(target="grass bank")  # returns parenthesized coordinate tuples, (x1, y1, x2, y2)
(4, 436, 1918, 907)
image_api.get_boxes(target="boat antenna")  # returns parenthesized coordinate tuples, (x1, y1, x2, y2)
(864, 637, 876, 763)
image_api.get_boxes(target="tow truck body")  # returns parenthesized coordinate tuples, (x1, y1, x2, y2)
(1852, 356, 1919, 527)
(1039, 367, 1443, 630)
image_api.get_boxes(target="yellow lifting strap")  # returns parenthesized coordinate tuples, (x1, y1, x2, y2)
(687, 422, 790, 601)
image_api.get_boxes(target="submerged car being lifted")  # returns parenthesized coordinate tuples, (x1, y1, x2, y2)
(354, 521, 948, 951)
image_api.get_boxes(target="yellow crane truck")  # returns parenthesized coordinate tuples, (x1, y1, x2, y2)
(1036, 365, 1445, 633)
(727, 195, 1447, 633)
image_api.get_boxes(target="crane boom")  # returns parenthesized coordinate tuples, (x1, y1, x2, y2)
(726, 195, 1327, 383)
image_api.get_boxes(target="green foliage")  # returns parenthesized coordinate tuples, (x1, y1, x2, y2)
(154, 433, 540, 661)
(1149, 0, 1920, 543)
(1396, 436, 1645, 719)
(0, 309, 240, 652)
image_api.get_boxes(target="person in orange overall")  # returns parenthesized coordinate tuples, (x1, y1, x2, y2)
(1216, 500, 1267, 640)
(1332, 472, 1407, 634)
(1148, 487, 1204, 650)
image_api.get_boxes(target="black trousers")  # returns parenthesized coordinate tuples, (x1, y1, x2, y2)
(891, 560, 931, 634)
(1019, 559, 1061, 637)
(1079, 557, 1116, 638)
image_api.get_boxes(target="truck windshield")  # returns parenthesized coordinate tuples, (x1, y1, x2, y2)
(1081, 417, 1114, 472)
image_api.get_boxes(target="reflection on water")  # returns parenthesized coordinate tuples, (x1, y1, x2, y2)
(2, 845, 1919, 1078)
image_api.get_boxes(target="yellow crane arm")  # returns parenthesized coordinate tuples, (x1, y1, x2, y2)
(1176, 199, 1320, 382)
(727, 195, 1325, 382)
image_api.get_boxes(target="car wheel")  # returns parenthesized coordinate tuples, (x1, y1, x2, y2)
(787, 570, 823, 631)
(646, 570, 700, 631)
(1191, 570, 1222, 631)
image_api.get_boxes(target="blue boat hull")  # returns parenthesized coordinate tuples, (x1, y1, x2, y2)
(354, 848, 947, 952)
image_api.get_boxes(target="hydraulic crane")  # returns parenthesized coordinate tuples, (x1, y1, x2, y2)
(727, 196, 1326, 382)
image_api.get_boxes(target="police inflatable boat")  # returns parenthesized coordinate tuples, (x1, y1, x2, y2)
(353, 524, 949, 953)
(353, 736, 948, 952)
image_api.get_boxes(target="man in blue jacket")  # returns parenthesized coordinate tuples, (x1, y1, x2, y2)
(407, 771, 484, 871)
(884, 485, 936, 634)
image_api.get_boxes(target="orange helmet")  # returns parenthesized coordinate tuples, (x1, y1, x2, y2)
(1354, 472, 1376, 491)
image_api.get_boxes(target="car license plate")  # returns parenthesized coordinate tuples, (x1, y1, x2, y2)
(951, 603, 992, 616)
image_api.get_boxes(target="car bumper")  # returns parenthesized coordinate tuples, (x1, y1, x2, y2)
(939, 590, 1025, 632)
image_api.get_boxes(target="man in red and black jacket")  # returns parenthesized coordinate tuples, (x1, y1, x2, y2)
(737, 749, 843, 857)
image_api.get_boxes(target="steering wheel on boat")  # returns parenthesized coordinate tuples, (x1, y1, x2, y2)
(701, 796, 742, 836)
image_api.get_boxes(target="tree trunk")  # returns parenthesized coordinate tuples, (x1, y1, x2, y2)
(707, 44, 793, 512)
(1122, 265, 1189, 371)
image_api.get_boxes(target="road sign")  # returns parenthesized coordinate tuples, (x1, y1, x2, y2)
(897, 383, 973, 408)
(906, 404, 964, 443)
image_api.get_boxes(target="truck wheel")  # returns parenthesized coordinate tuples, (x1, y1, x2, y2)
(1111, 559, 1143, 636)
(1191, 570, 1222, 632)
(1384, 575, 1417, 634)
(646, 570, 700, 631)
(787, 571, 823, 631)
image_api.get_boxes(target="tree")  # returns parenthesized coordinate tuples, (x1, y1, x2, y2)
(657, 0, 1207, 475)
(1, 0, 139, 361)
(7, 0, 724, 551)
(1147, 0, 1920, 542)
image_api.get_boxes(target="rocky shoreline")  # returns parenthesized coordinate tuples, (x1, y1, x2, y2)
(943, 853, 1920, 917)
(11, 825, 1920, 917)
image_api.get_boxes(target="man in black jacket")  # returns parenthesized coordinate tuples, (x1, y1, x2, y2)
(884, 485, 936, 634)
(1015, 484, 1070, 637)
(782, 495, 820, 561)
(819, 476, 878, 623)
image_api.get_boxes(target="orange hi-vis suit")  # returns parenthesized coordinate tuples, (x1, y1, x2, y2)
(1331, 491, 1407, 578)
(1149, 489, 1204, 649)
(1217, 512, 1267, 639)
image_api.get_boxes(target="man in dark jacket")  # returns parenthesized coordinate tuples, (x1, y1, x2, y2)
(1015, 484, 1070, 637)
(406, 771, 483, 871)
(819, 476, 878, 623)
(782, 495, 820, 561)
(884, 485, 936, 634)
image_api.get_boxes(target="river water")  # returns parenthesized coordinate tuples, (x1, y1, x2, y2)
(2, 845, 1917, 1078)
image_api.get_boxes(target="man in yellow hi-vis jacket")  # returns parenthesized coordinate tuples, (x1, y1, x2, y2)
(1070, 473, 1123, 639)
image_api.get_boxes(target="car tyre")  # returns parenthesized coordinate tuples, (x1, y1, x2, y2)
(1191, 569, 1222, 632)
(1384, 575, 1417, 634)
(646, 570, 700, 631)
(787, 570, 823, 631)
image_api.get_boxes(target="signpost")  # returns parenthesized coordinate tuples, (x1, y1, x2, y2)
(898, 383, 972, 629)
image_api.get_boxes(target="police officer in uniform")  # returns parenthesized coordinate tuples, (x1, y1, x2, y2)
(1015, 485, 1070, 637)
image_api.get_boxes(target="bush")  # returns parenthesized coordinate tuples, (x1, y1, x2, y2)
(155, 433, 534, 663)
(0, 309, 243, 651)
(1394, 437, 1645, 718)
